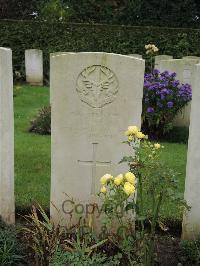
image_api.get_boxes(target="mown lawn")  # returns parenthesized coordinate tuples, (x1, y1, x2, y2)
(14, 85, 50, 210)
(14, 85, 188, 220)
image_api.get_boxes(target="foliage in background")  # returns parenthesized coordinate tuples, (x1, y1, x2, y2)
(38, 0, 71, 22)
(0, 20, 199, 82)
(180, 235, 200, 264)
(29, 105, 51, 135)
(142, 69, 192, 137)
(0, 0, 39, 20)
(0, 0, 200, 28)
(163, 126, 189, 144)
(0, 220, 26, 265)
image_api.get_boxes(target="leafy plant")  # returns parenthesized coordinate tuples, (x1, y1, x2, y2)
(23, 204, 61, 265)
(142, 69, 192, 137)
(180, 235, 200, 264)
(99, 126, 185, 265)
(50, 220, 121, 265)
(38, 0, 72, 22)
(0, 221, 26, 266)
(29, 105, 51, 135)
(50, 247, 121, 266)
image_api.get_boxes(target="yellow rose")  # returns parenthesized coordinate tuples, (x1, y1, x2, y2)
(124, 182, 135, 195)
(100, 186, 107, 193)
(100, 174, 113, 185)
(136, 131, 145, 139)
(125, 172, 136, 184)
(114, 174, 123, 186)
(127, 126, 138, 135)
(154, 143, 161, 149)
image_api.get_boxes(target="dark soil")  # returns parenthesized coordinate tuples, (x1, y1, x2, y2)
(155, 236, 182, 265)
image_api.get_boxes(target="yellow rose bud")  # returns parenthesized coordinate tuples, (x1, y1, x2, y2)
(124, 182, 135, 196)
(100, 174, 112, 185)
(125, 172, 136, 184)
(154, 143, 161, 149)
(100, 186, 107, 193)
(114, 174, 123, 186)
(128, 135, 133, 142)
(136, 131, 145, 139)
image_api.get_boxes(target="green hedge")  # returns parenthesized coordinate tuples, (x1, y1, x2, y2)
(1, 19, 200, 81)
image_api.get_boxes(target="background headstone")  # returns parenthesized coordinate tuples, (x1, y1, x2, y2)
(183, 56, 200, 60)
(50, 52, 145, 226)
(0, 47, 15, 224)
(154, 55, 173, 68)
(128, 54, 142, 59)
(182, 63, 200, 240)
(157, 58, 199, 127)
(25, 49, 43, 86)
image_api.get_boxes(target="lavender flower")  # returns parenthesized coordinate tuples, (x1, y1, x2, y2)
(167, 101, 174, 108)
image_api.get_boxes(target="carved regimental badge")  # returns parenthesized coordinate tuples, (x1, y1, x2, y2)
(76, 65, 119, 108)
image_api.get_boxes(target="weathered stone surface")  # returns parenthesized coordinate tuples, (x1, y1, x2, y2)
(128, 54, 142, 59)
(25, 49, 43, 86)
(157, 58, 199, 127)
(0, 47, 15, 224)
(50, 52, 145, 226)
(182, 64, 200, 240)
(183, 56, 200, 60)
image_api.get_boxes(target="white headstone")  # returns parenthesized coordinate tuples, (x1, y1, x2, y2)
(129, 54, 142, 59)
(182, 63, 200, 240)
(50, 52, 145, 226)
(50, 52, 69, 103)
(25, 49, 43, 86)
(155, 55, 173, 68)
(183, 56, 200, 60)
(157, 58, 199, 127)
(0, 47, 15, 224)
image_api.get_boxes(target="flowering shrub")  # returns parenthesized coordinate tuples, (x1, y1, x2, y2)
(29, 105, 51, 135)
(99, 125, 185, 265)
(145, 44, 159, 55)
(142, 69, 192, 137)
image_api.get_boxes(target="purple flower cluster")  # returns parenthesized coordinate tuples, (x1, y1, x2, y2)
(177, 83, 192, 100)
(143, 69, 192, 115)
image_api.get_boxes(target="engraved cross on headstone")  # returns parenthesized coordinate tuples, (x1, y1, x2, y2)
(78, 143, 111, 195)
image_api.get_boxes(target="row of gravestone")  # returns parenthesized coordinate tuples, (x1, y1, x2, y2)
(0, 47, 199, 240)
(25, 49, 200, 127)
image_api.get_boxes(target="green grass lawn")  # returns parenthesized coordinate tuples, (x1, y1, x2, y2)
(14, 85, 188, 220)
(14, 85, 50, 210)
